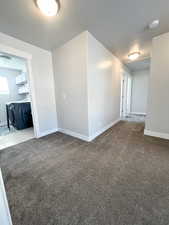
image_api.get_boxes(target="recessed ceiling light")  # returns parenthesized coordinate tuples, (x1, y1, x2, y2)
(128, 52, 141, 61)
(149, 20, 159, 29)
(36, 0, 60, 17)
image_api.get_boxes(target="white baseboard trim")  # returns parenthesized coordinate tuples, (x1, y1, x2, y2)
(144, 129, 169, 140)
(58, 119, 121, 142)
(131, 112, 146, 116)
(88, 118, 121, 142)
(58, 128, 89, 142)
(37, 128, 58, 138)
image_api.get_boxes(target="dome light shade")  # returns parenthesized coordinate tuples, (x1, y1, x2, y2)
(128, 52, 141, 61)
(149, 20, 159, 29)
(36, 0, 59, 16)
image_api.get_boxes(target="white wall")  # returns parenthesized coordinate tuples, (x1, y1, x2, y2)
(0, 169, 12, 225)
(145, 32, 169, 139)
(0, 32, 57, 137)
(0, 68, 25, 125)
(53, 31, 122, 141)
(131, 69, 149, 114)
(53, 32, 89, 137)
(87, 33, 122, 138)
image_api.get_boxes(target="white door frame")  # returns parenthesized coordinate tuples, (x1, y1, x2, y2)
(0, 169, 13, 225)
(121, 70, 127, 118)
(126, 74, 132, 114)
(0, 44, 39, 138)
(120, 69, 132, 118)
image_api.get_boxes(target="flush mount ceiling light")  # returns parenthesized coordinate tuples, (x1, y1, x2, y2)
(128, 52, 141, 61)
(36, 0, 60, 16)
(149, 20, 159, 29)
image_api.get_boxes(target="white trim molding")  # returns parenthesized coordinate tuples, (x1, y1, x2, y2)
(131, 112, 146, 116)
(58, 128, 89, 142)
(0, 43, 38, 138)
(0, 169, 13, 225)
(144, 129, 169, 140)
(37, 128, 58, 138)
(0, 44, 32, 60)
(88, 118, 121, 142)
(58, 119, 121, 142)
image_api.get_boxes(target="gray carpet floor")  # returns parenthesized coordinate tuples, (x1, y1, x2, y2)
(0, 121, 169, 225)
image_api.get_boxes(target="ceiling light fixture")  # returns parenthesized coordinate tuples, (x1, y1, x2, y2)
(128, 52, 141, 61)
(36, 0, 60, 17)
(149, 20, 159, 29)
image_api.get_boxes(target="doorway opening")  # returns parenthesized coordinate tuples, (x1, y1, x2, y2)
(121, 58, 150, 122)
(121, 70, 132, 118)
(0, 52, 35, 150)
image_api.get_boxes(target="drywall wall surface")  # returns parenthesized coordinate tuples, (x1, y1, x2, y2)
(131, 69, 149, 114)
(0, 68, 24, 125)
(145, 32, 169, 135)
(87, 32, 122, 137)
(53, 31, 122, 140)
(0, 32, 57, 136)
(53, 32, 89, 136)
(0, 169, 12, 225)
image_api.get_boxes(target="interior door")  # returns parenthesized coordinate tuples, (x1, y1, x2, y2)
(121, 72, 128, 117)
(126, 75, 132, 115)
(121, 71, 132, 118)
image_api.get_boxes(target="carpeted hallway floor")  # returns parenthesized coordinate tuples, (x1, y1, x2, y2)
(0, 121, 169, 225)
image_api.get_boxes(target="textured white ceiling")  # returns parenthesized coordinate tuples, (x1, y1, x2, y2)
(0, 0, 169, 63)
